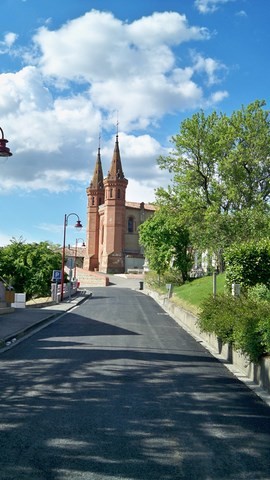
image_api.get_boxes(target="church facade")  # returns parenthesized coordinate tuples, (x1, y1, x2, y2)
(83, 135, 155, 274)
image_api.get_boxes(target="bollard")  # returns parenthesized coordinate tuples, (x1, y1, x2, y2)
(139, 281, 144, 290)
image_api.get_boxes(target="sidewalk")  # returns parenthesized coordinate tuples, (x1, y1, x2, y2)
(0, 291, 91, 352)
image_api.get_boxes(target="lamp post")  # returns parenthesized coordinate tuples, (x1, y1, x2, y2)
(60, 213, 83, 301)
(0, 127, 12, 157)
(74, 238, 85, 281)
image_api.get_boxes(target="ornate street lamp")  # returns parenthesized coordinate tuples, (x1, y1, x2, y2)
(60, 213, 83, 301)
(74, 238, 85, 280)
(0, 127, 12, 157)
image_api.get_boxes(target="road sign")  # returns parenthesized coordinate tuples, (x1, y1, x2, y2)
(66, 257, 75, 269)
(52, 270, 62, 281)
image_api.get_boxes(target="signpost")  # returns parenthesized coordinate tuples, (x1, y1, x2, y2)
(52, 270, 62, 303)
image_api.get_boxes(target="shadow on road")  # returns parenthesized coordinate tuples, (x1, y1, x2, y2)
(0, 307, 270, 480)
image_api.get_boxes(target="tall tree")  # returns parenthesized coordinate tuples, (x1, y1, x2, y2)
(139, 207, 192, 281)
(157, 100, 270, 252)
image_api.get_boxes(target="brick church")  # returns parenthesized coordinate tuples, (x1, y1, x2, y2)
(82, 134, 155, 274)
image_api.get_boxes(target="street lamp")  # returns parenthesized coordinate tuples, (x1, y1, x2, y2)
(60, 213, 83, 301)
(74, 238, 85, 280)
(0, 127, 12, 157)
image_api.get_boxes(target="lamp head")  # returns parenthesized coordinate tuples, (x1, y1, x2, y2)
(75, 220, 83, 230)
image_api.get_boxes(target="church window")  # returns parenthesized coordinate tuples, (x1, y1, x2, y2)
(117, 188, 121, 199)
(110, 188, 113, 198)
(92, 197, 95, 205)
(128, 216, 135, 233)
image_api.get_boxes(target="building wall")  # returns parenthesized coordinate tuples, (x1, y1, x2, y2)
(124, 204, 155, 254)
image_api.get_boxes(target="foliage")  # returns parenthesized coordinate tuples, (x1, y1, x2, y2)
(198, 293, 270, 363)
(156, 100, 270, 253)
(247, 283, 270, 302)
(224, 239, 270, 289)
(0, 238, 62, 299)
(139, 206, 192, 281)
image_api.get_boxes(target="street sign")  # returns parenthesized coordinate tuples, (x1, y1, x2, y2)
(52, 270, 62, 281)
(66, 257, 75, 269)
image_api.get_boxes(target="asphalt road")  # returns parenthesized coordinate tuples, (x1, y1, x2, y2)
(0, 287, 270, 480)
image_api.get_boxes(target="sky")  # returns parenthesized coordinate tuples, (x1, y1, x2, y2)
(0, 0, 269, 247)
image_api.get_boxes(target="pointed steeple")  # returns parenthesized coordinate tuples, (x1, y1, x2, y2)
(90, 147, 104, 189)
(108, 134, 125, 179)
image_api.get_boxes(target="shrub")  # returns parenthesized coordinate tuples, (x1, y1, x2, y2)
(232, 299, 268, 363)
(247, 284, 270, 301)
(198, 293, 270, 363)
(224, 239, 270, 289)
(198, 294, 235, 344)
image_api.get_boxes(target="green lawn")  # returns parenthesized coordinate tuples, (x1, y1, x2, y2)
(172, 273, 226, 314)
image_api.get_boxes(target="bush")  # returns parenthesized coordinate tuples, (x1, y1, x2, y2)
(247, 284, 270, 301)
(197, 294, 235, 344)
(224, 239, 270, 289)
(198, 293, 270, 363)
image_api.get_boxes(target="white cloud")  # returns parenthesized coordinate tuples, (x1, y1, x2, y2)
(29, 9, 218, 130)
(0, 32, 18, 54)
(0, 9, 229, 197)
(191, 51, 228, 86)
(4, 32, 18, 48)
(34, 10, 210, 80)
(236, 10, 247, 18)
(195, 0, 236, 14)
(127, 11, 210, 47)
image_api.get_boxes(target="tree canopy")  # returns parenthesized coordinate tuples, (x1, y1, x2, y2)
(139, 206, 192, 281)
(156, 100, 270, 253)
(0, 238, 62, 299)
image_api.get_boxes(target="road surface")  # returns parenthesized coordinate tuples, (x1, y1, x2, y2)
(0, 286, 269, 480)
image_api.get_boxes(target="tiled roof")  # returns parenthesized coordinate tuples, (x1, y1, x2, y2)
(125, 201, 156, 211)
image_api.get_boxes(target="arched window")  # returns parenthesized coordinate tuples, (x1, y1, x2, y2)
(110, 188, 113, 198)
(128, 216, 135, 233)
(92, 197, 95, 206)
(117, 188, 121, 199)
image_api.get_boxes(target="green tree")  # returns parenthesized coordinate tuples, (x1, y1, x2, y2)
(139, 207, 192, 281)
(0, 238, 62, 299)
(157, 100, 270, 252)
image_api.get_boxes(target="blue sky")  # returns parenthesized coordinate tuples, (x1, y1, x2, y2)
(0, 0, 269, 247)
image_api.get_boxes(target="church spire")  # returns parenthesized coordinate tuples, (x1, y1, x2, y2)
(108, 134, 125, 179)
(90, 143, 104, 189)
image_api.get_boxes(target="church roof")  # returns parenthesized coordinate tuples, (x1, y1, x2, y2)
(125, 201, 156, 211)
(90, 147, 104, 189)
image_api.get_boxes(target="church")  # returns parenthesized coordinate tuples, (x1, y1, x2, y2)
(82, 134, 155, 274)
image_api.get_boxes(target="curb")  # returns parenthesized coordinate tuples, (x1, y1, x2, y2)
(0, 292, 92, 352)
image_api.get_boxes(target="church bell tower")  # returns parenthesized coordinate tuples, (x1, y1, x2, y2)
(84, 146, 104, 271)
(99, 134, 128, 273)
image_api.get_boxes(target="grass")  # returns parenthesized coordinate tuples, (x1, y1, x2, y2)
(26, 296, 53, 306)
(172, 273, 226, 315)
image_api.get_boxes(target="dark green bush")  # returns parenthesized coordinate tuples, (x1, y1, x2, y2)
(224, 239, 270, 289)
(197, 294, 235, 344)
(198, 293, 270, 363)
